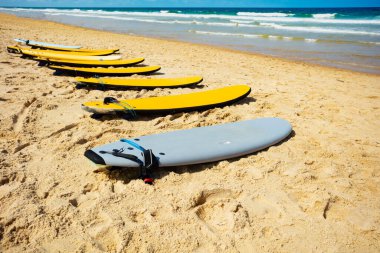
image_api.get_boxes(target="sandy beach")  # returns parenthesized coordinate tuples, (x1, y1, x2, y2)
(0, 12, 379, 252)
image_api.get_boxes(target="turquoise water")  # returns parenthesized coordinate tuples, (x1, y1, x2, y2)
(1, 7, 380, 73)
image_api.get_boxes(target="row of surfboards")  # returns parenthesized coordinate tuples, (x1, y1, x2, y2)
(9, 39, 292, 183)
(8, 39, 253, 117)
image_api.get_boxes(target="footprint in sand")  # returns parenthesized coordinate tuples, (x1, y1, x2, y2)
(87, 212, 122, 252)
(192, 189, 249, 234)
(13, 98, 37, 133)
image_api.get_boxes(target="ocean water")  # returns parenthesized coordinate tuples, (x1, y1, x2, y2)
(1, 7, 380, 74)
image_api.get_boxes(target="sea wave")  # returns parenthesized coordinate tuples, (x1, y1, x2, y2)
(358, 41, 380, 45)
(312, 13, 337, 19)
(189, 30, 261, 38)
(237, 12, 293, 17)
(190, 30, 318, 42)
(9, 7, 380, 32)
(243, 16, 380, 24)
(261, 22, 380, 36)
(3, 7, 380, 25)
(45, 12, 250, 27)
(230, 19, 256, 24)
(46, 12, 161, 23)
(190, 29, 380, 46)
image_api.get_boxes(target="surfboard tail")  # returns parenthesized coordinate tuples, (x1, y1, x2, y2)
(84, 150, 106, 165)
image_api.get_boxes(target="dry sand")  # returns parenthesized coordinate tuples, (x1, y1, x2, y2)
(0, 12, 379, 252)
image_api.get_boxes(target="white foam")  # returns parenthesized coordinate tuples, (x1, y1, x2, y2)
(190, 30, 260, 38)
(237, 12, 293, 17)
(305, 38, 317, 43)
(359, 40, 380, 45)
(260, 22, 380, 36)
(189, 29, 380, 46)
(268, 35, 278, 40)
(250, 16, 380, 25)
(45, 13, 161, 23)
(236, 23, 260, 28)
(312, 13, 336, 19)
(191, 30, 308, 42)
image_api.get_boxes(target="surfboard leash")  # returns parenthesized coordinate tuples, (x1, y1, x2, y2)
(99, 148, 143, 166)
(99, 146, 156, 184)
(103, 97, 137, 118)
(120, 139, 159, 184)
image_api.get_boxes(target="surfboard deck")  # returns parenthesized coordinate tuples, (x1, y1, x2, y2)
(13, 46, 121, 61)
(81, 85, 251, 115)
(29, 45, 119, 53)
(17, 47, 118, 56)
(35, 57, 145, 67)
(50, 65, 161, 76)
(14, 38, 81, 49)
(84, 118, 292, 167)
(75, 76, 203, 88)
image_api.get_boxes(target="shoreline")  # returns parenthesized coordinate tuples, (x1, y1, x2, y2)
(1, 12, 379, 252)
(1, 11, 379, 76)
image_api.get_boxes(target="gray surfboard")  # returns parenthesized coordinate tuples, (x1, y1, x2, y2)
(85, 118, 292, 167)
(14, 38, 81, 49)
(84, 118, 292, 168)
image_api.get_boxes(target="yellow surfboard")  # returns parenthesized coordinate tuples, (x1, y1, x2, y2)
(19, 49, 121, 61)
(10, 46, 118, 56)
(82, 85, 251, 116)
(50, 65, 161, 75)
(34, 57, 145, 67)
(29, 45, 120, 53)
(75, 76, 203, 88)
(7, 46, 121, 61)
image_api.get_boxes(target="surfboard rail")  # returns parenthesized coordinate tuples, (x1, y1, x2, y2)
(50, 65, 161, 76)
(75, 76, 203, 89)
(18, 47, 118, 56)
(35, 57, 145, 67)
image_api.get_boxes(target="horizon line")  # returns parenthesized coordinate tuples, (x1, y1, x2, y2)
(1, 6, 380, 8)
